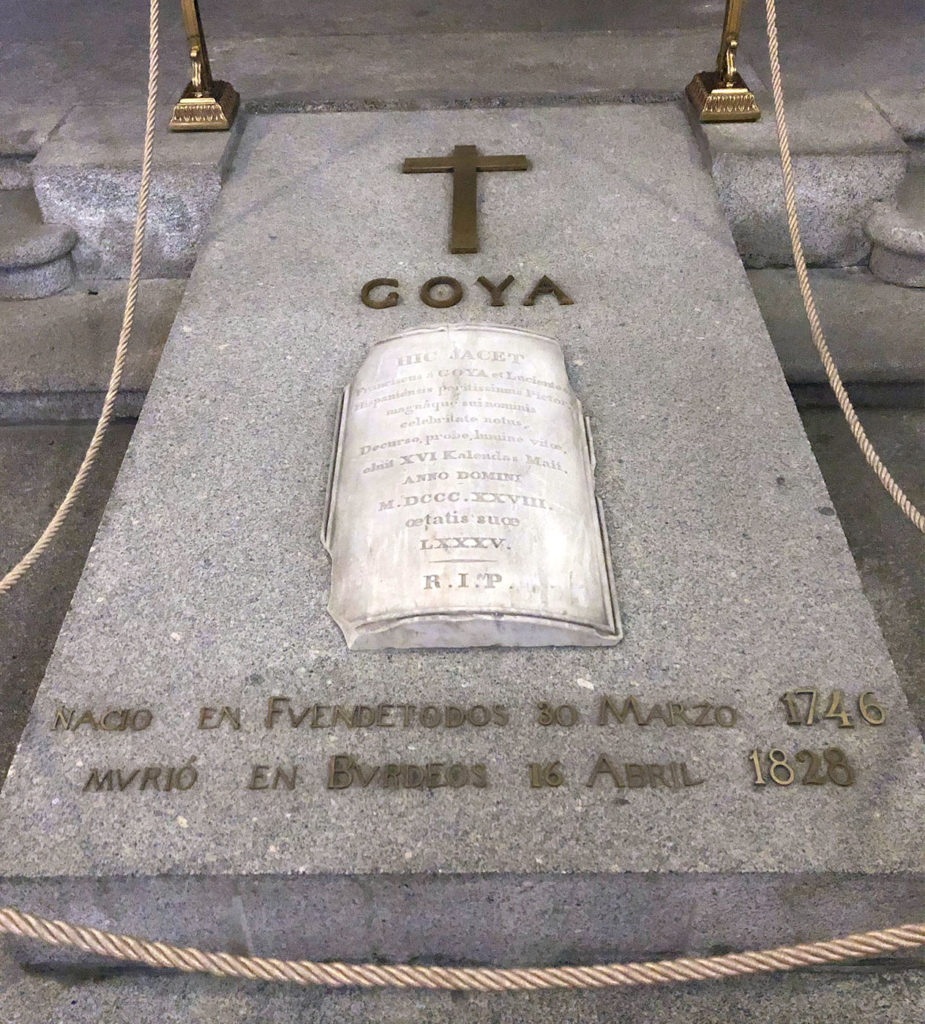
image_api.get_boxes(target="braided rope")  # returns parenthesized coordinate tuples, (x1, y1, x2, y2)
(0, 1, 160, 595)
(0, 907, 922, 990)
(0, 0, 920, 598)
(764, 0, 924, 533)
(0, 0, 922, 999)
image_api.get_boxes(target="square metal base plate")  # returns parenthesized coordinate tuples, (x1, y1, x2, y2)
(686, 71, 760, 123)
(169, 80, 239, 132)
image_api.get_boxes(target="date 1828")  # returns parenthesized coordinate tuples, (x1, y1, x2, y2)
(749, 747, 855, 787)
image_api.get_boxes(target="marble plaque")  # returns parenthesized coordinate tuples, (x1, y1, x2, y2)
(323, 324, 622, 649)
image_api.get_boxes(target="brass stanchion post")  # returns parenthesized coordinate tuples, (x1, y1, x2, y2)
(169, 0, 239, 131)
(686, 0, 760, 122)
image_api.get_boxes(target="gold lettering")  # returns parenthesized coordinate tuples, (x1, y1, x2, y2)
(522, 274, 573, 306)
(642, 704, 670, 727)
(52, 707, 75, 731)
(199, 706, 241, 730)
(597, 696, 643, 726)
(585, 754, 625, 788)
(73, 709, 99, 731)
(361, 278, 399, 309)
(327, 755, 353, 789)
(476, 274, 515, 307)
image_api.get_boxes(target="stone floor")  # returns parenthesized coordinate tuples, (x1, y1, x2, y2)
(0, 421, 134, 787)
(2, 0, 922, 90)
(801, 406, 924, 728)
(0, 3, 921, 1017)
(1, 0, 921, 128)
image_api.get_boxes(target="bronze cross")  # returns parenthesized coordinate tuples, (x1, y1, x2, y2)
(403, 144, 529, 254)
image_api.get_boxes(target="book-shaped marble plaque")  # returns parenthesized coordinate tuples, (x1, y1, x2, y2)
(323, 324, 621, 649)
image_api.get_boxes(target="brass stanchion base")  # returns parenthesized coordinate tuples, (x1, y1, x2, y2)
(686, 70, 760, 123)
(169, 80, 239, 131)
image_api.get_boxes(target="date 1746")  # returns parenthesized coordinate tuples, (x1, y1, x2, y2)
(779, 689, 885, 728)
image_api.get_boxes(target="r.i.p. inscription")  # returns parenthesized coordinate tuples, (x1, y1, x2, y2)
(323, 324, 621, 649)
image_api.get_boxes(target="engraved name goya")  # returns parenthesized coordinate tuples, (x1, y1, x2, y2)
(323, 324, 621, 649)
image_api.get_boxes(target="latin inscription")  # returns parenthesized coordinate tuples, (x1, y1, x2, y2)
(323, 325, 621, 649)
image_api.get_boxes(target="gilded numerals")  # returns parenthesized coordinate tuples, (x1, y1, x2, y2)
(779, 690, 885, 727)
(536, 702, 580, 726)
(748, 747, 855, 787)
(529, 761, 564, 788)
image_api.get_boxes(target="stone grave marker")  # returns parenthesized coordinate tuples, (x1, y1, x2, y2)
(0, 105, 921, 969)
(324, 323, 621, 649)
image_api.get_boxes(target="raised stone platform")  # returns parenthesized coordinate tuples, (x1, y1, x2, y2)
(31, 103, 242, 278)
(1, 105, 922, 968)
(699, 91, 908, 267)
(0, 189, 76, 299)
(0, 279, 183, 421)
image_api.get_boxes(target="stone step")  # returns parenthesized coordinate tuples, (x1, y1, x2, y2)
(32, 103, 241, 279)
(0, 188, 76, 299)
(748, 267, 925, 395)
(696, 92, 909, 268)
(0, 279, 185, 421)
(16, 84, 920, 283)
(866, 150, 925, 287)
(0, 157, 32, 190)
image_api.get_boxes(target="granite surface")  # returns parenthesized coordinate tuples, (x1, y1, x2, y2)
(1, 106, 922, 964)
(0, 944, 922, 1024)
(747, 267, 925, 384)
(0, 257, 74, 301)
(866, 83, 925, 143)
(0, 189, 76, 299)
(866, 155, 925, 288)
(0, 279, 183, 421)
(31, 103, 242, 278)
(699, 92, 908, 267)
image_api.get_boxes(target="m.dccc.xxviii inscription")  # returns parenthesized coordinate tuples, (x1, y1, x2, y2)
(322, 323, 622, 649)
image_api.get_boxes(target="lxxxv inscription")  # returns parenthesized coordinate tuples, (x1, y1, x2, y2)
(323, 324, 621, 649)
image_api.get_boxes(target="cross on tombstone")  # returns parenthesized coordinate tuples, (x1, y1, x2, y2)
(403, 144, 529, 254)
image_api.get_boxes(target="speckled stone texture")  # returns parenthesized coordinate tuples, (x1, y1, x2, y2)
(0, 257, 74, 301)
(31, 103, 242, 279)
(0, 106, 922, 968)
(866, 83, 925, 143)
(866, 151, 925, 287)
(699, 92, 908, 267)
(0, 189, 76, 299)
(0, 946, 922, 1024)
(0, 278, 183, 420)
(747, 267, 925, 383)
